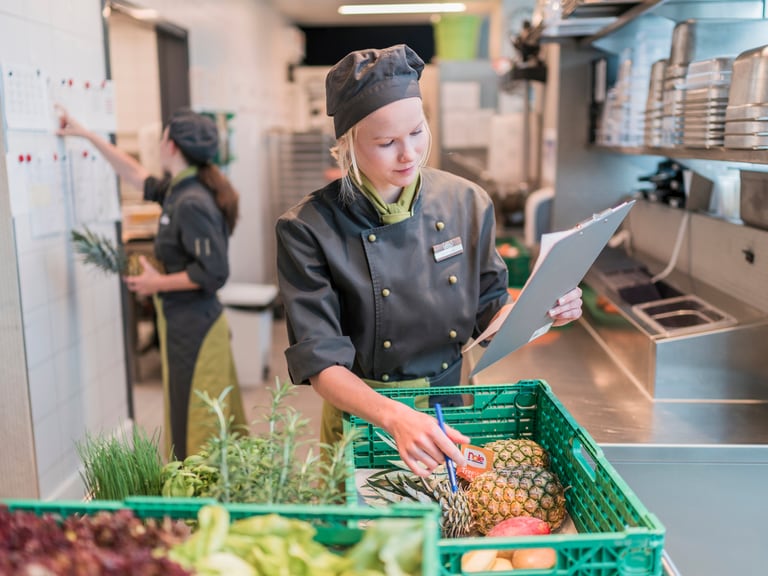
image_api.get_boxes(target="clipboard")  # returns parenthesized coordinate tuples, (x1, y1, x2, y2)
(469, 199, 635, 376)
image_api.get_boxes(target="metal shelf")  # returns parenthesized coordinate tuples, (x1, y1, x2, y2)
(531, 0, 666, 43)
(593, 145, 768, 164)
(582, 0, 668, 43)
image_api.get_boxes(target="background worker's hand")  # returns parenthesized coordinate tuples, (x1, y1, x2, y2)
(548, 286, 583, 327)
(123, 256, 162, 297)
(387, 406, 468, 477)
(54, 104, 89, 138)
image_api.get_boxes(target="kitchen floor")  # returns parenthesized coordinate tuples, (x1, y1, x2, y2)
(131, 314, 324, 453)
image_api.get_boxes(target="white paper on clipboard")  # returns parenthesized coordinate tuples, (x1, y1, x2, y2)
(467, 199, 635, 376)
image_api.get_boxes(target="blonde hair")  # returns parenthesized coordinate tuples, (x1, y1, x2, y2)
(330, 117, 433, 205)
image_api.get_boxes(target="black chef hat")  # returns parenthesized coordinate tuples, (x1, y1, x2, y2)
(326, 44, 425, 138)
(167, 108, 218, 164)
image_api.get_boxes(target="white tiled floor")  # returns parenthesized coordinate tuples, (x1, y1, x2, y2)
(131, 316, 324, 454)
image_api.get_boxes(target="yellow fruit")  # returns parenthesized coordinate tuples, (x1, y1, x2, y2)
(483, 438, 550, 469)
(126, 253, 164, 276)
(512, 547, 557, 569)
(491, 557, 514, 571)
(461, 549, 498, 572)
(467, 465, 567, 534)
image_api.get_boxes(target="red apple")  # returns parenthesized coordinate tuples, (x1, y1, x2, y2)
(487, 516, 551, 537)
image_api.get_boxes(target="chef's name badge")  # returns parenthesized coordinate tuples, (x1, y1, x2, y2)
(432, 236, 463, 262)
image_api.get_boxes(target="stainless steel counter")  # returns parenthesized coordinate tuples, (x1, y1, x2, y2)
(583, 248, 768, 401)
(467, 320, 768, 445)
(467, 321, 768, 576)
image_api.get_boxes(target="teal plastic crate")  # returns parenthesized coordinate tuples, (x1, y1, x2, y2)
(3, 497, 441, 574)
(343, 380, 665, 576)
(496, 237, 531, 288)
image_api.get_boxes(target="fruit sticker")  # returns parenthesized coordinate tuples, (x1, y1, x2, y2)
(456, 444, 495, 481)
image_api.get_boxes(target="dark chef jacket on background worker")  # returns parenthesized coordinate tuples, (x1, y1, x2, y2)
(57, 106, 248, 461)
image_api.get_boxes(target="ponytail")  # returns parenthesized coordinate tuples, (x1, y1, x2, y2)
(197, 163, 239, 235)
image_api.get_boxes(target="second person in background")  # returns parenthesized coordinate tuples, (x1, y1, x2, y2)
(58, 107, 248, 460)
(276, 44, 582, 476)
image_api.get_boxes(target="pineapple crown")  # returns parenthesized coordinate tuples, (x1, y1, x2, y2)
(71, 227, 128, 275)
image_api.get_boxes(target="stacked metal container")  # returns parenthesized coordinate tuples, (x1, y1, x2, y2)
(724, 45, 768, 149)
(596, 19, 673, 147)
(660, 23, 695, 147)
(681, 58, 733, 148)
(657, 19, 768, 148)
(644, 59, 667, 147)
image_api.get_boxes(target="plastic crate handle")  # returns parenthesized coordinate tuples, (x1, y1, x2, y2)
(570, 429, 604, 483)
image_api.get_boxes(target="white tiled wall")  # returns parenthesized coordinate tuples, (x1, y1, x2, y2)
(1, 1, 128, 499)
(2, 0, 299, 498)
(13, 218, 128, 499)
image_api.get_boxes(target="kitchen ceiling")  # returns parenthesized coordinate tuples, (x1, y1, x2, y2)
(272, 0, 499, 26)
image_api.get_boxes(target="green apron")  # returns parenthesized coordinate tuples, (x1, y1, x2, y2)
(155, 294, 247, 460)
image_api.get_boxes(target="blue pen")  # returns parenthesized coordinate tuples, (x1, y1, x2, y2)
(434, 403, 458, 493)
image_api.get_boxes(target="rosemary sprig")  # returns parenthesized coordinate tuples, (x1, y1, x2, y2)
(162, 379, 357, 505)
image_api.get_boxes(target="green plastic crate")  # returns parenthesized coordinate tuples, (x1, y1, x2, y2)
(495, 237, 531, 288)
(3, 497, 441, 574)
(343, 380, 665, 576)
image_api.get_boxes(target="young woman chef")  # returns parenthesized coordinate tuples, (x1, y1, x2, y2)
(276, 45, 582, 476)
(58, 107, 247, 460)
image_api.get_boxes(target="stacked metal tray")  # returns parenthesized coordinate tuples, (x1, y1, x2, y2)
(644, 59, 667, 147)
(680, 58, 733, 148)
(660, 61, 688, 146)
(725, 45, 768, 149)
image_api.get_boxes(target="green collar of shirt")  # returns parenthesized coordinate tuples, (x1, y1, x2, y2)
(169, 165, 198, 189)
(354, 171, 420, 225)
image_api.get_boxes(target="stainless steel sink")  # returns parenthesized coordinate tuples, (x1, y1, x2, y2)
(585, 249, 768, 400)
(632, 295, 737, 337)
(600, 266, 684, 305)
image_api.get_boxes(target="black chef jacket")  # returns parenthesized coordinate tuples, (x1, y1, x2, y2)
(276, 166, 509, 387)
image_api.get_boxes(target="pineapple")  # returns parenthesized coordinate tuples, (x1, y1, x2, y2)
(466, 465, 567, 534)
(483, 438, 550, 469)
(364, 470, 475, 538)
(125, 252, 164, 276)
(71, 227, 163, 276)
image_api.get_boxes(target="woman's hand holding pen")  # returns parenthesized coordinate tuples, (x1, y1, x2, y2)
(124, 256, 162, 297)
(387, 404, 468, 477)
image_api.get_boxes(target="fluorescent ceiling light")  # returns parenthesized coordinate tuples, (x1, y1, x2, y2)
(339, 3, 466, 15)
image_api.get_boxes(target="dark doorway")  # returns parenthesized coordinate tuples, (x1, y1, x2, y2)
(157, 23, 191, 124)
(300, 25, 434, 66)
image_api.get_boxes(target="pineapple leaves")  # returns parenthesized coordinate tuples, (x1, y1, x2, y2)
(363, 469, 474, 538)
(71, 226, 128, 275)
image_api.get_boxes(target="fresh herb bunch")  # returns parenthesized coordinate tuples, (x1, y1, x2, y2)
(162, 380, 357, 505)
(76, 426, 165, 500)
(71, 227, 128, 275)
